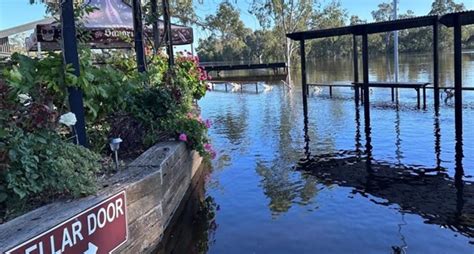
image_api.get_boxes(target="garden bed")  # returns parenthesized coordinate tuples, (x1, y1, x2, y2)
(0, 141, 203, 253)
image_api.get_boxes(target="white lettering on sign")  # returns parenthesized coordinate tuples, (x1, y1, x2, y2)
(5, 191, 128, 254)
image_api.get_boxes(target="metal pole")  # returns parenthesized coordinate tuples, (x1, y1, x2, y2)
(300, 40, 308, 122)
(151, 0, 160, 54)
(393, 0, 399, 102)
(162, 0, 174, 67)
(362, 33, 370, 128)
(353, 35, 359, 105)
(454, 15, 463, 145)
(132, 0, 146, 72)
(61, 0, 87, 147)
(433, 22, 440, 109)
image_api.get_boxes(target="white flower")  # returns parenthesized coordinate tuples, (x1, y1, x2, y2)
(59, 112, 77, 126)
(18, 93, 31, 104)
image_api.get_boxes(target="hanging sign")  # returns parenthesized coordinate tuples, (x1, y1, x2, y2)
(5, 191, 128, 254)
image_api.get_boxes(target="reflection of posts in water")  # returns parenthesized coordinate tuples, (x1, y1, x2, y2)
(433, 111, 441, 170)
(395, 109, 403, 166)
(303, 115, 311, 161)
(455, 132, 464, 219)
(355, 105, 362, 158)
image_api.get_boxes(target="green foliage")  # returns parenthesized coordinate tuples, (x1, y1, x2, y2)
(2, 128, 99, 202)
(163, 115, 211, 158)
(0, 80, 100, 219)
(198, 0, 473, 62)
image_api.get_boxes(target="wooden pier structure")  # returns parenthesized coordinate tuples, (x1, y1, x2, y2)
(201, 62, 288, 80)
(288, 11, 474, 165)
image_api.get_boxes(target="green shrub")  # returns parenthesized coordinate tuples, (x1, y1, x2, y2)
(0, 81, 100, 219)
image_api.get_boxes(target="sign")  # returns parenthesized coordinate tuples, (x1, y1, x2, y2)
(6, 191, 128, 254)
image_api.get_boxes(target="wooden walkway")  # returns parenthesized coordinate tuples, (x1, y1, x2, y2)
(201, 62, 287, 73)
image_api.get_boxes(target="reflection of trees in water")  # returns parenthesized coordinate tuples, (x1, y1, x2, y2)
(156, 165, 219, 254)
(255, 161, 320, 215)
(256, 87, 321, 215)
(192, 196, 219, 254)
(213, 107, 249, 146)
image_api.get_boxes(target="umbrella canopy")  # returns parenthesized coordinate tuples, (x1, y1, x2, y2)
(26, 0, 193, 51)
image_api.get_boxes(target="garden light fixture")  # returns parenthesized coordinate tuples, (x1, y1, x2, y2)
(109, 138, 123, 171)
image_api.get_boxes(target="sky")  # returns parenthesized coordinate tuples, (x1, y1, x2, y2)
(1, 0, 473, 41)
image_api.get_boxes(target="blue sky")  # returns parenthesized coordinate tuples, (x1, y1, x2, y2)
(1, 0, 473, 37)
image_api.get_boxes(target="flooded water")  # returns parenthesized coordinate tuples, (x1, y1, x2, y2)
(160, 52, 474, 253)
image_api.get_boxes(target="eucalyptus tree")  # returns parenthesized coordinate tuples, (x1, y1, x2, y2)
(309, 0, 350, 58)
(197, 1, 251, 62)
(249, 0, 316, 72)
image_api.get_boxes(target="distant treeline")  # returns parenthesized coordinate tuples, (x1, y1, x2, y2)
(196, 0, 474, 63)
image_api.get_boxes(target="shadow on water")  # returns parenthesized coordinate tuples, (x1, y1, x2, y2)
(297, 105, 474, 244)
(155, 163, 219, 254)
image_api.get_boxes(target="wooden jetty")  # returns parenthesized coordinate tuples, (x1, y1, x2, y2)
(288, 11, 474, 161)
(201, 62, 287, 73)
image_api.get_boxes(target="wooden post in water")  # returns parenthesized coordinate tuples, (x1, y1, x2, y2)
(433, 22, 440, 109)
(362, 33, 370, 128)
(353, 35, 359, 105)
(61, 0, 87, 146)
(300, 40, 309, 121)
(132, 0, 146, 72)
(453, 15, 463, 141)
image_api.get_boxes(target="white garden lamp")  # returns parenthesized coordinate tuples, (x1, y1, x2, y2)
(109, 138, 123, 171)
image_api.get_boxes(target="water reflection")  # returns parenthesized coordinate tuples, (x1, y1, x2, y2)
(155, 164, 218, 254)
(298, 105, 473, 241)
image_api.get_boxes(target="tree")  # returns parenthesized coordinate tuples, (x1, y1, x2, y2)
(205, 1, 247, 40)
(250, 0, 316, 76)
(428, 0, 466, 50)
(428, 0, 465, 15)
(309, 0, 351, 58)
(197, 2, 251, 63)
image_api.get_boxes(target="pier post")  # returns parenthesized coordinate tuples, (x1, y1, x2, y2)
(433, 22, 440, 109)
(300, 40, 309, 122)
(453, 15, 463, 144)
(353, 35, 360, 106)
(362, 33, 370, 128)
(453, 15, 464, 189)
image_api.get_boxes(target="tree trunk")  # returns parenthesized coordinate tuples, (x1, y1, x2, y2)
(286, 37, 293, 87)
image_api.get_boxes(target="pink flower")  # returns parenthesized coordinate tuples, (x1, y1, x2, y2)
(205, 119, 212, 128)
(179, 133, 187, 142)
(210, 150, 217, 159)
(204, 143, 212, 151)
(187, 112, 194, 119)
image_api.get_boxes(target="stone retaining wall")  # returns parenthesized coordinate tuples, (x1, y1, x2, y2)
(0, 142, 202, 253)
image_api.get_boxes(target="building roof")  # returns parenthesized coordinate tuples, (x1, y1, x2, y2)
(439, 10, 474, 27)
(0, 17, 55, 38)
(287, 11, 474, 41)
